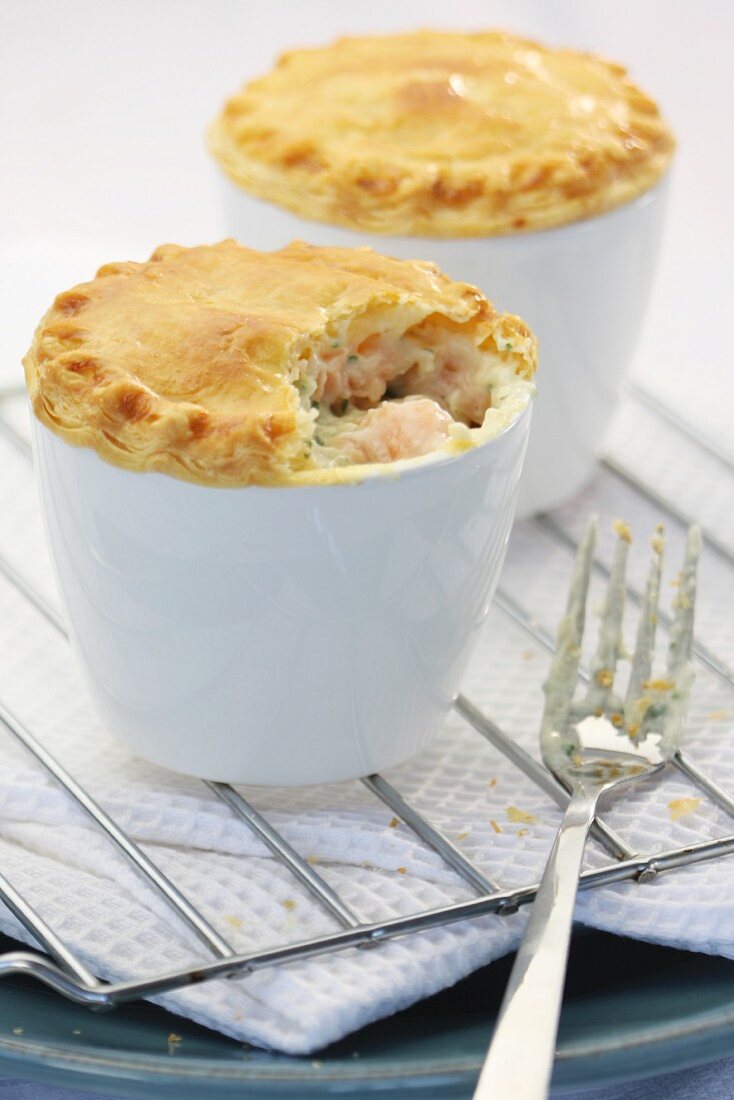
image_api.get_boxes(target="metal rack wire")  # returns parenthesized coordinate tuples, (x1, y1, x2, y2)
(0, 387, 732, 1013)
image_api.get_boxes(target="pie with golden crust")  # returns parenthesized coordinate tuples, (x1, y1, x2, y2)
(24, 240, 537, 487)
(209, 30, 674, 237)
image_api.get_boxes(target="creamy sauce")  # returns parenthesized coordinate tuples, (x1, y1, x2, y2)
(295, 321, 534, 474)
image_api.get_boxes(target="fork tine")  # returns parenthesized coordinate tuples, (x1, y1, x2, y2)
(659, 526, 702, 754)
(585, 520, 631, 713)
(667, 525, 703, 678)
(624, 525, 665, 727)
(541, 516, 597, 738)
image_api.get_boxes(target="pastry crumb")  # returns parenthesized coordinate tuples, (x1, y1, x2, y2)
(643, 678, 674, 692)
(224, 914, 244, 929)
(516, 828, 528, 838)
(612, 518, 632, 544)
(490, 819, 502, 834)
(396, 866, 407, 875)
(455, 830, 470, 840)
(306, 855, 319, 866)
(506, 805, 537, 825)
(283, 898, 297, 911)
(389, 816, 399, 828)
(12, 1027, 23, 1036)
(668, 797, 701, 822)
(488, 778, 498, 790)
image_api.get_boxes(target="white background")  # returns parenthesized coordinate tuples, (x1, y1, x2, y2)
(2, 0, 733, 444)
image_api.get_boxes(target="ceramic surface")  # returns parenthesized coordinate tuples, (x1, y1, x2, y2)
(32, 409, 530, 785)
(0, 931, 732, 1098)
(223, 179, 668, 517)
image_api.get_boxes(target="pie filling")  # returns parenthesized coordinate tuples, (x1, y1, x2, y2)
(293, 315, 533, 469)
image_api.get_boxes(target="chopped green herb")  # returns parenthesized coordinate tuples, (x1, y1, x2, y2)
(339, 399, 349, 415)
(347, 355, 358, 364)
(311, 401, 319, 411)
(314, 433, 325, 446)
(331, 340, 340, 348)
(504, 342, 513, 351)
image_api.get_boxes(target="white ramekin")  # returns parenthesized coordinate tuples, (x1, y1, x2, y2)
(32, 406, 531, 786)
(221, 177, 669, 517)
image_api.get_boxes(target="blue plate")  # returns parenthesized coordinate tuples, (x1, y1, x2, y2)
(0, 930, 732, 1097)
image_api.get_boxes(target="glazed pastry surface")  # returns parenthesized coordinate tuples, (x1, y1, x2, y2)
(24, 240, 536, 487)
(209, 30, 675, 237)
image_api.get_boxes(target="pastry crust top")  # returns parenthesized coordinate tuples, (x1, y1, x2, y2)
(24, 240, 536, 487)
(209, 30, 675, 237)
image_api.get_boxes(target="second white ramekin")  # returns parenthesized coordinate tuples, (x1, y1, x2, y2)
(221, 177, 668, 517)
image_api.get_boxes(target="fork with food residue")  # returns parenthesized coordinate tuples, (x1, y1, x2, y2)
(473, 517, 702, 1100)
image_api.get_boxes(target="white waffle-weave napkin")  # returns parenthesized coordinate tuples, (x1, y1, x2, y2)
(0, 392, 732, 1054)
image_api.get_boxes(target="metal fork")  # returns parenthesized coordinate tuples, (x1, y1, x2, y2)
(474, 517, 702, 1100)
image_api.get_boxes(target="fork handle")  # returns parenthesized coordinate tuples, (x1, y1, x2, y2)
(473, 791, 599, 1100)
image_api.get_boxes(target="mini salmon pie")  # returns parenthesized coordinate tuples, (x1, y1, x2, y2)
(24, 240, 537, 488)
(209, 30, 675, 237)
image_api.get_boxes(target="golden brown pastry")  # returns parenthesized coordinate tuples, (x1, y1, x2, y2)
(209, 30, 675, 237)
(24, 240, 536, 487)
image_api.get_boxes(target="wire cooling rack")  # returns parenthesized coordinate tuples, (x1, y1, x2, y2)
(0, 382, 732, 1011)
